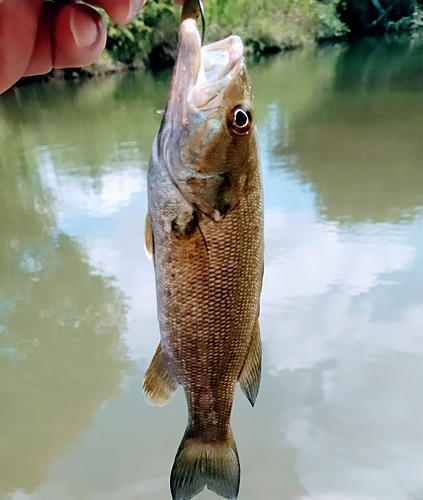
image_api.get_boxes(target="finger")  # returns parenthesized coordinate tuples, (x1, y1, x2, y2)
(85, 0, 147, 25)
(24, 3, 54, 77)
(0, 0, 44, 93)
(53, 3, 107, 69)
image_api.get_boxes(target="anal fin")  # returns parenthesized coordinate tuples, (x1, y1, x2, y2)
(238, 319, 262, 407)
(144, 212, 154, 260)
(143, 343, 178, 406)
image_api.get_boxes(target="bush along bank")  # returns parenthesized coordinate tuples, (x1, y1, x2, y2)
(106, 0, 349, 67)
(105, 0, 423, 68)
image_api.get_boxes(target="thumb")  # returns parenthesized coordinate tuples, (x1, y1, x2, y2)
(52, 3, 107, 69)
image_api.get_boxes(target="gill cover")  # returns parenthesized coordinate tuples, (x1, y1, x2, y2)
(158, 19, 257, 221)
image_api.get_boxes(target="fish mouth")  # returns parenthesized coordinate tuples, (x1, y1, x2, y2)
(169, 19, 245, 112)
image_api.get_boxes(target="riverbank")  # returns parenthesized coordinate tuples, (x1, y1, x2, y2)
(104, 0, 349, 68)
(17, 0, 423, 85)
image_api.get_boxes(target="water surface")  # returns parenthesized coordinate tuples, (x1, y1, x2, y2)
(1, 34, 422, 500)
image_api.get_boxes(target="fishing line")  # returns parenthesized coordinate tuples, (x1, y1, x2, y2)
(198, 0, 205, 46)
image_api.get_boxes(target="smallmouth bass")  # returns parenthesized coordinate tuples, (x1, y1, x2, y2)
(143, 17, 264, 500)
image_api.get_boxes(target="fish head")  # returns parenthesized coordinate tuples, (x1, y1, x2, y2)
(159, 19, 258, 220)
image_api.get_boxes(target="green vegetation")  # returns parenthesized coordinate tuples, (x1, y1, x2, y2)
(105, 0, 348, 68)
(386, 2, 423, 32)
(205, 0, 348, 51)
(338, 0, 423, 35)
(104, 0, 423, 69)
(105, 0, 180, 67)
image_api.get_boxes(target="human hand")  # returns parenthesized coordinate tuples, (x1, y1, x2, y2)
(0, 0, 185, 95)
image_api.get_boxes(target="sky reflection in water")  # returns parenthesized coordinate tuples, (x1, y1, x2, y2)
(0, 35, 422, 500)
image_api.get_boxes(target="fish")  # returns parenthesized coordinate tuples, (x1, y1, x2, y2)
(143, 13, 264, 500)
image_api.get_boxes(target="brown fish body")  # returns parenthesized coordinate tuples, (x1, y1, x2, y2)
(143, 18, 263, 500)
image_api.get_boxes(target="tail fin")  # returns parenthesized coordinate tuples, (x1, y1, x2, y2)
(170, 430, 240, 500)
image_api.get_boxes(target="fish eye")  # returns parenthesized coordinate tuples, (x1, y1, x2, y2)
(229, 105, 253, 136)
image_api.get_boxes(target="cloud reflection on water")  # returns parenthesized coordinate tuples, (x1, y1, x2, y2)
(1, 34, 422, 500)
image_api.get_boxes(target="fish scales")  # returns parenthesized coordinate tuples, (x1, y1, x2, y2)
(143, 16, 263, 500)
(158, 170, 262, 428)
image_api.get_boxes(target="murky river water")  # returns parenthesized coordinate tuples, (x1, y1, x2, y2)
(1, 34, 422, 500)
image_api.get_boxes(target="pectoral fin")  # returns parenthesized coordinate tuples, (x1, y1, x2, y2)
(144, 212, 154, 260)
(143, 343, 178, 406)
(238, 319, 262, 407)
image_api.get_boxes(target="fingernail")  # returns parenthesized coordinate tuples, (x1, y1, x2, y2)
(126, 0, 146, 24)
(70, 7, 99, 48)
